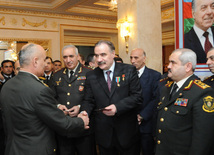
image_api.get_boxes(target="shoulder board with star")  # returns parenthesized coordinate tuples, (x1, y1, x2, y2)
(82, 65, 93, 70)
(193, 80, 210, 89)
(165, 81, 173, 87)
(160, 77, 169, 82)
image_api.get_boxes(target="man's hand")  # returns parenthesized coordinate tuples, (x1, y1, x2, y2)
(137, 114, 143, 125)
(58, 105, 69, 115)
(78, 111, 89, 129)
(68, 105, 80, 117)
(102, 104, 117, 116)
(0, 71, 4, 81)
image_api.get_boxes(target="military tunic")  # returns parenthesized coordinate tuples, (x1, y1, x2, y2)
(156, 75, 214, 155)
(50, 63, 92, 109)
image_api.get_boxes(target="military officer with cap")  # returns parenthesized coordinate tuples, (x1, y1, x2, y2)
(50, 45, 95, 155)
(156, 48, 214, 155)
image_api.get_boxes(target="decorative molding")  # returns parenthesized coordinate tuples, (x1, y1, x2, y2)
(0, 8, 117, 24)
(22, 18, 47, 28)
(0, 16, 5, 25)
(11, 18, 17, 25)
(161, 8, 174, 23)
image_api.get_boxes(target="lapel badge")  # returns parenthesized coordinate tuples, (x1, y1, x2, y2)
(174, 98, 188, 107)
(179, 93, 182, 96)
(122, 74, 125, 81)
(202, 96, 214, 113)
(116, 76, 120, 87)
(79, 85, 84, 91)
(56, 77, 61, 85)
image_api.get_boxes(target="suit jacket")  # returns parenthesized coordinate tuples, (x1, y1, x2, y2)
(155, 75, 214, 155)
(139, 67, 161, 134)
(81, 62, 142, 149)
(0, 71, 85, 155)
(184, 26, 214, 63)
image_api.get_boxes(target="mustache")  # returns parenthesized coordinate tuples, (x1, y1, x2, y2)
(98, 61, 106, 65)
(168, 68, 171, 72)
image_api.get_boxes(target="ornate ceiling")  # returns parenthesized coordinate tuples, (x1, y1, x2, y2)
(0, 0, 117, 20)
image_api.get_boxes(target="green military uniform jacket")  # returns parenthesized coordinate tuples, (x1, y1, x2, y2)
(156, 75, 214, 155)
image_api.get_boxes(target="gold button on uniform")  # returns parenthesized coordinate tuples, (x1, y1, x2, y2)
(157, 140, 161, 144)
(176, 111, 179, 114)
(67, 93, 70, 96)
(68, 84, 71, 87)
(158, 129, 161, 133)
(54, 149, 56, 152)
(67, 102, 70, 105)
(164, 107, 168, 111)
(160, 118, 164, 122)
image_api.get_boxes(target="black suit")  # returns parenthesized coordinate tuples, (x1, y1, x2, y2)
(139, 67, 161, 155)
(81, 62, 142, 155)
(0, 71, 86, 155)
(155, 75, 214, 155)
(184, 26, 214, 63)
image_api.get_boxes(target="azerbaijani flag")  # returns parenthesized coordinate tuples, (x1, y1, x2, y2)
(183, 0, 194, 34)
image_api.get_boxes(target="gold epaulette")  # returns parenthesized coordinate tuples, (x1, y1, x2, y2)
(42, 82, 49, 87)
(82, 65, 93, 70)
(184, 80, 194, 90)
(203, 75, 214, 82)
(39, 77, 46, 80)
(160, 77, 169, 82)
(193, 80, 210, 89)
(166, 81, 173, 87)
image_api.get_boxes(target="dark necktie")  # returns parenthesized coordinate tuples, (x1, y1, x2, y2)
(69, 70, 74, 80)
(203, 31, 213, 54)
(169, 83, 178, 100)
(106, 71, 111, 92)
(46, 76, 49, 81)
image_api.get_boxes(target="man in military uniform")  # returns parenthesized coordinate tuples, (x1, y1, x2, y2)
(50, 45, 95, 155)
(155, 48, 214, 155)
(40, 56, 54, 86)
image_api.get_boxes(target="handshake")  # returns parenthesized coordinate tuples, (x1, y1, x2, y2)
(78, 111, 89, 129)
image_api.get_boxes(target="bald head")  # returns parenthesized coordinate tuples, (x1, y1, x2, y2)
(19, 43, 46, 77)
(130, 48, 146, 70)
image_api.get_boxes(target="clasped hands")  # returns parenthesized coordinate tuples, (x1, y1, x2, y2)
(58, 105, 89, 129)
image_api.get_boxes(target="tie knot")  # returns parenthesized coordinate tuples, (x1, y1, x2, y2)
(70, 70, 74, 75)
(203, 31, 209, 38)
(106, 71, 111, 76)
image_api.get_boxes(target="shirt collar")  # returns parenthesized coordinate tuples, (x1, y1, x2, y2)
(175, 74, 193, 90)
(193, 24, 212, 39)
(103, 61, 115, 74)
(138, 65, 145, 77)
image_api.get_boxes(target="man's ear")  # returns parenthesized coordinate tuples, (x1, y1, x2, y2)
(186, 62, 193, 72)
(33, 57, 38, 68)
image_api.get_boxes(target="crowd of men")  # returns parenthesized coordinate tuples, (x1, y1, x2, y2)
(1, 1, 214, 154)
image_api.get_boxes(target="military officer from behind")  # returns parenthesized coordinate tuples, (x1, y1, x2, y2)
(155, 48, 214, 155)
(50, 45, 95, 155)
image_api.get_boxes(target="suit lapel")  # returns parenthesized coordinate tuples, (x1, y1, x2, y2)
(61, 68, 70, 83)
(140, 67, 149, 85)
(70, 64, 81, 83)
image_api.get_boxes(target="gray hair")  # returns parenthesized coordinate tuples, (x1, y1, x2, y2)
(19, 43, 38, 67)
(172, 48, 197, 70)
(62, 45, 78, 55)
(95, 40, 115, 53)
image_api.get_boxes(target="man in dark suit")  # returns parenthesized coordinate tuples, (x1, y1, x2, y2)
(184, 0, 214, 63)
(0, 43, 89, 155)
(0, 60, 15, 85)
(155, 48, 214, 155)
(81, 40, 142, 155)
(130, 48, 161, 155)
(50, 45, 95, 155)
